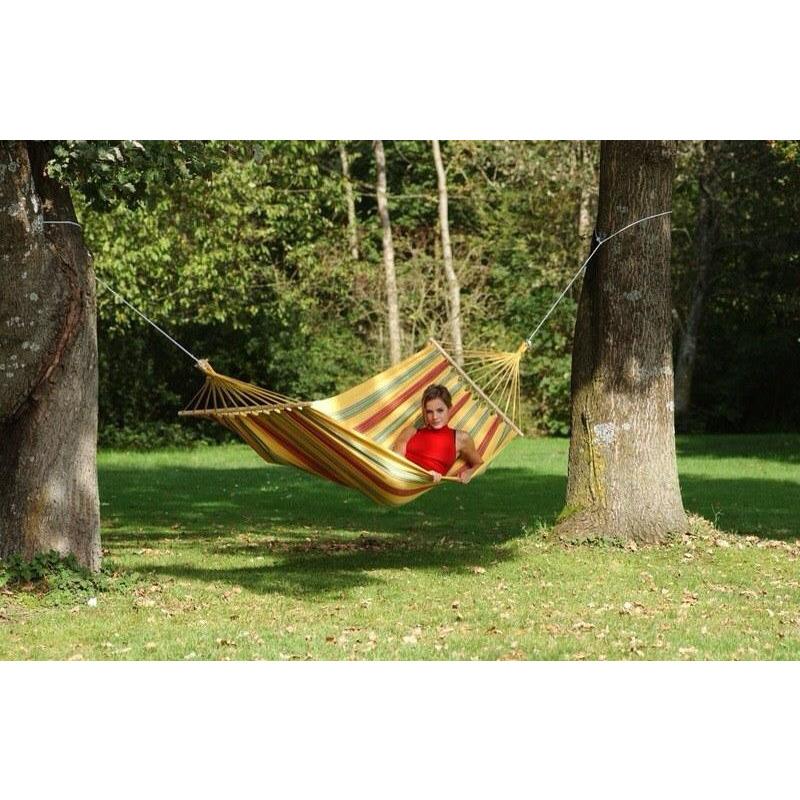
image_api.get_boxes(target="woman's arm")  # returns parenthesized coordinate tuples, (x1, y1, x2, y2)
(455, 430, 484, 484)
(392, 425, 417, 457)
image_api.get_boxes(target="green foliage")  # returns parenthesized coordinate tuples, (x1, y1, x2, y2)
(68, 139, 798, 439)
(47, 140, 222, 211)
(0, 551, 142, 607)
(82, 140, 595, 435)
(671, 140, 800, 431)
(99, 421, 225, 450)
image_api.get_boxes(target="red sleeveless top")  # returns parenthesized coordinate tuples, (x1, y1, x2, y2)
(405, 426, 457, 474)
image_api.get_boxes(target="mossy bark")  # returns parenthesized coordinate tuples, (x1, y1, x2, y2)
(0, 142, 100, 569)
(554, 141, 688, 544)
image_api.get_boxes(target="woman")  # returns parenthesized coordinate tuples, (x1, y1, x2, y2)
(392, 384, 484, 484)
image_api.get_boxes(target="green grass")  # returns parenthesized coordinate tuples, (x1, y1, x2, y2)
(1, 434, 799, 660)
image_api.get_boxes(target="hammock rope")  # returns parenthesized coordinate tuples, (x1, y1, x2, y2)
(523, 210, 672, 347)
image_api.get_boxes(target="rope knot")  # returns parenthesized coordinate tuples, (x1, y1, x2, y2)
(195, 359, 216, 375)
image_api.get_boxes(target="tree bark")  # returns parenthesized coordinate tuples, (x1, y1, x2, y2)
(554, 140, 688, 544)
(432, 140, 463, 365)
(338, 141, 360, 260)
(0, 141, 100, 570)
(373, 140, 401, 365)
(674, 140, 721, 423)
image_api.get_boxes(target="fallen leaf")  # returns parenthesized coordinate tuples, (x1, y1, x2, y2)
(544, 624, 562, 635)
(682, 590, 699, 606)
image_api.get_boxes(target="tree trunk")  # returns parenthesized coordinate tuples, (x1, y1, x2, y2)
(373, 140, 401, 365)
(0, 142, 101, 570)
(432, 140, 463, 365)
(577, 141, 596, 247)
(674, 140, 721, 423)
(338, 141, 360, 260)
(554, 140, 688, 544)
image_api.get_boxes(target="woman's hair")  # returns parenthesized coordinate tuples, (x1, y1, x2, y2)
(421, 384, 453, 408)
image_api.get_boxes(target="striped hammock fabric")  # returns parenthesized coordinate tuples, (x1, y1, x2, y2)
(180, 339, 524, 507)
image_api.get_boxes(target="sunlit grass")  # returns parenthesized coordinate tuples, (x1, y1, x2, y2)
(1, 434, 798, 660)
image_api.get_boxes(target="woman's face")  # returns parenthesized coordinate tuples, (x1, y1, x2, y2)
(423, 398, 450, 429)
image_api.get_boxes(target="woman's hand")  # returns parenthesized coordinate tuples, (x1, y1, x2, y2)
(428, 470, 443, 483)
(458, 468, 474, 484)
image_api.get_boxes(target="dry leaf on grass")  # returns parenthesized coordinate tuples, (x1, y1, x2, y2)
(544, 624, 562, 635)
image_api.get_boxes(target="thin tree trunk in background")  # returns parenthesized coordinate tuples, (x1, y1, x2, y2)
(554, 140, 687, 545)
(577, 141, 595, 246)
(373, 139, 401, 365)
(674, 140, 721, 424)
(432, 140, 463, 365)
(0, 141, 101, 570)
(338, 141, 359, 260)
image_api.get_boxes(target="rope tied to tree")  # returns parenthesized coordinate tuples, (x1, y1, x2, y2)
(43, 219, 201, 364)
(522, 210, 672, 348)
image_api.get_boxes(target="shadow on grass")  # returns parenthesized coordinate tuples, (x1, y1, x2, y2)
(100, 465, 566, 543)
(680, 477, 800, 540)
(101, 457, 799, 544)
(134, 539, 523, 598)
(676, 433, 800, 465)
(100, 465, 562, 597)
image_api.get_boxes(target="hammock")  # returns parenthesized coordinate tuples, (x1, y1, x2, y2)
(179, 339, 525, 507)
(99, 212, 668, 507)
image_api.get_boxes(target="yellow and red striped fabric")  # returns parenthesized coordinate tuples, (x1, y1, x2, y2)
(180, 340, 522, 507)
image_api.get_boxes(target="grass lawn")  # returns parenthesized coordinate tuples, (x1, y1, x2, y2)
(2, 434, 799, 660)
